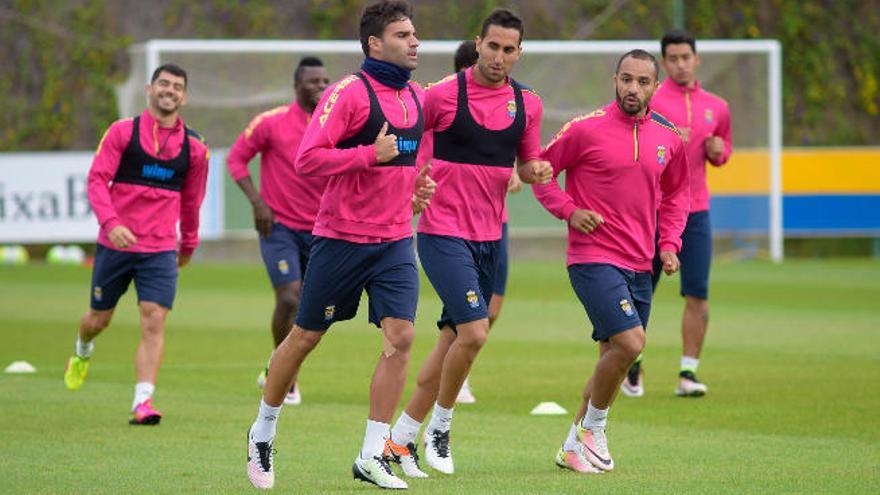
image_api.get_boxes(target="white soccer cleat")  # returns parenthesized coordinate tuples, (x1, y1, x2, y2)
(620, 363, 644, 398)
(555, 445, 604, 474)
(284, 382, 302, 405)
(247, 429, 275, 489)
(576, 424, 614, 472)
(384, 437, 429, 478)
(455, 378, 476, 404)
(352, 455, 408, 489)
(675, 371, 708, 397)
(423, 429, 454, 474)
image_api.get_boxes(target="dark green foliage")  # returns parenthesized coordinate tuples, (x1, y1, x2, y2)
(1, 0, 876, 150)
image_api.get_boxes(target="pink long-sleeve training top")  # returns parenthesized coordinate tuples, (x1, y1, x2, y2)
(417, 67, 542, 241)
(88, 109, 209, 257)
(533, 102, 691, 272)
(295, 71, 424, 243)
(650, 79, 732, 213)
(226, 102, 329, 231)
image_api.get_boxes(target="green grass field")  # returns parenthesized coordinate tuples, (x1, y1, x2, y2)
(2, 258, 879, 494)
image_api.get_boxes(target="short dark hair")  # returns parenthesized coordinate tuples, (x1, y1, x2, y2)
(151, 63, 187, 88)
(661, 29, 697, 57)
(359, 0, 413, 56)
(480, 8, 524, 44)
(453, 40, 478, 72)
(616, 49, 659, 80)
(294, 56, 325, 84)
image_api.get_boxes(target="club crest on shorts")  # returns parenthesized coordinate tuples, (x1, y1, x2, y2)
(619, 298, 634, 316)
(656, 145, 667, 166)
(466, 290, 479, 309)
(277, 259, 290, 275)
(704, 108, 714, 123)
(507, 100, 517, 118)
(324, 305, 335, 321)
(93, 286, 103, 302)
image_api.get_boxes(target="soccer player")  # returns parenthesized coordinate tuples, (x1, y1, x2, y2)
(450, 39, 524, 405)
(63, 64, 210, 426)
(385, 8, 551, 476)
(533, 50, 689, 473)
(245, 1, 434, 490)
(621, 30, 733, 398)
(227, 57, 331, 406)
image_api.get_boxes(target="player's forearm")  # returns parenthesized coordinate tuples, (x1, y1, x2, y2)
(295, 144, 374, 176)
(532, 180, 578, 221)
(234, 177, 263, 205)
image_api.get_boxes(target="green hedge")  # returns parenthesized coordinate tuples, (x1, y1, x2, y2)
(2, 0, 876, 150)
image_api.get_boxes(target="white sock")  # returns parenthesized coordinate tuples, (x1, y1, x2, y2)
(251, 399, 282, 443)
(360, 419, 390, 459)
(581, 401, 609, 430)
(681, 356, 700, 374)
(390, 412, 422, 446)
(426, 402, 453, 433)
(76, 337, 94, 358)
(132, 382, 154, 411)
(563, 423, 579, 451)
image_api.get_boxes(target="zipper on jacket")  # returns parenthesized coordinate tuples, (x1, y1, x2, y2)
(396, 89, 409, 125)
(633, 121, 639, 162)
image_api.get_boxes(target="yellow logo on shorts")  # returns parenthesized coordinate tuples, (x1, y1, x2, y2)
(466, 290, 479, 309)
(619, 299, 634, 316)
(324, 305, 335, 321)
(93, 286, 103, 302)
(278, 259, 289, 275)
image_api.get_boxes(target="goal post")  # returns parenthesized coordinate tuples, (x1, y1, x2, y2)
(121, 39, 783, 261)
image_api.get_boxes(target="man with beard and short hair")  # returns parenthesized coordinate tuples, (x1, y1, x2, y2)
(533, 49, 690, 473)
(227, 56, 331, 406)
(384, 8, 552, 477)
(621, 30, 733, 399)
(63, 63, 210, 426)
(245, 1, 435, 490)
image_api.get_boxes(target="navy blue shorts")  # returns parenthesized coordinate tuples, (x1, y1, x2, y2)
(295, 236, 418, 331)
(652, 210, 712, 299)
(418, 233, 500, 331)
(259, 223, 313, 288)
(90, 245, 178, 310)
(568, 263, 653, 342)
(492, 223, 509, 296)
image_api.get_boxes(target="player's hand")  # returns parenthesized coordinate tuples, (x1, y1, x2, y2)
(108, 225, 137, 249)
(705, 136, 724, 162)
(568, 209, 604, 234)
(177, 253, 192, 268)
(507, 169, 523, 193)
(518, 159, 553, 184)
(252, 199, 274, 238)
(659, 251, 680, 275)
(375, 122, 399, 164)
(412, 165, 436, 214)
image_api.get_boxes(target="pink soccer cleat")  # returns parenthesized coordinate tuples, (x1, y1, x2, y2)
(129, 397, 162, 425)
(555, 446, 604, 474)
(247, 429, 275, 489)
(576, 424, 614, 471)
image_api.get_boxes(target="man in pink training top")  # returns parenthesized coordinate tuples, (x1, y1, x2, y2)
(533, 50, 690, 473)
(227, 56, 331, 406)
(63, 64, 210, 426)
(245, 1, 435, 490)
(385, 8, 552, 477)
(621, 30, 733, 399)
(449, 39, 524, 406)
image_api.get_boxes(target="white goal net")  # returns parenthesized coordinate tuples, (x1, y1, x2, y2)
(119, 39, 782, 261)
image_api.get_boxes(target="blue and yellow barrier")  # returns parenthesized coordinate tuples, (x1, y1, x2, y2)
(708, 148, 880, 236)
